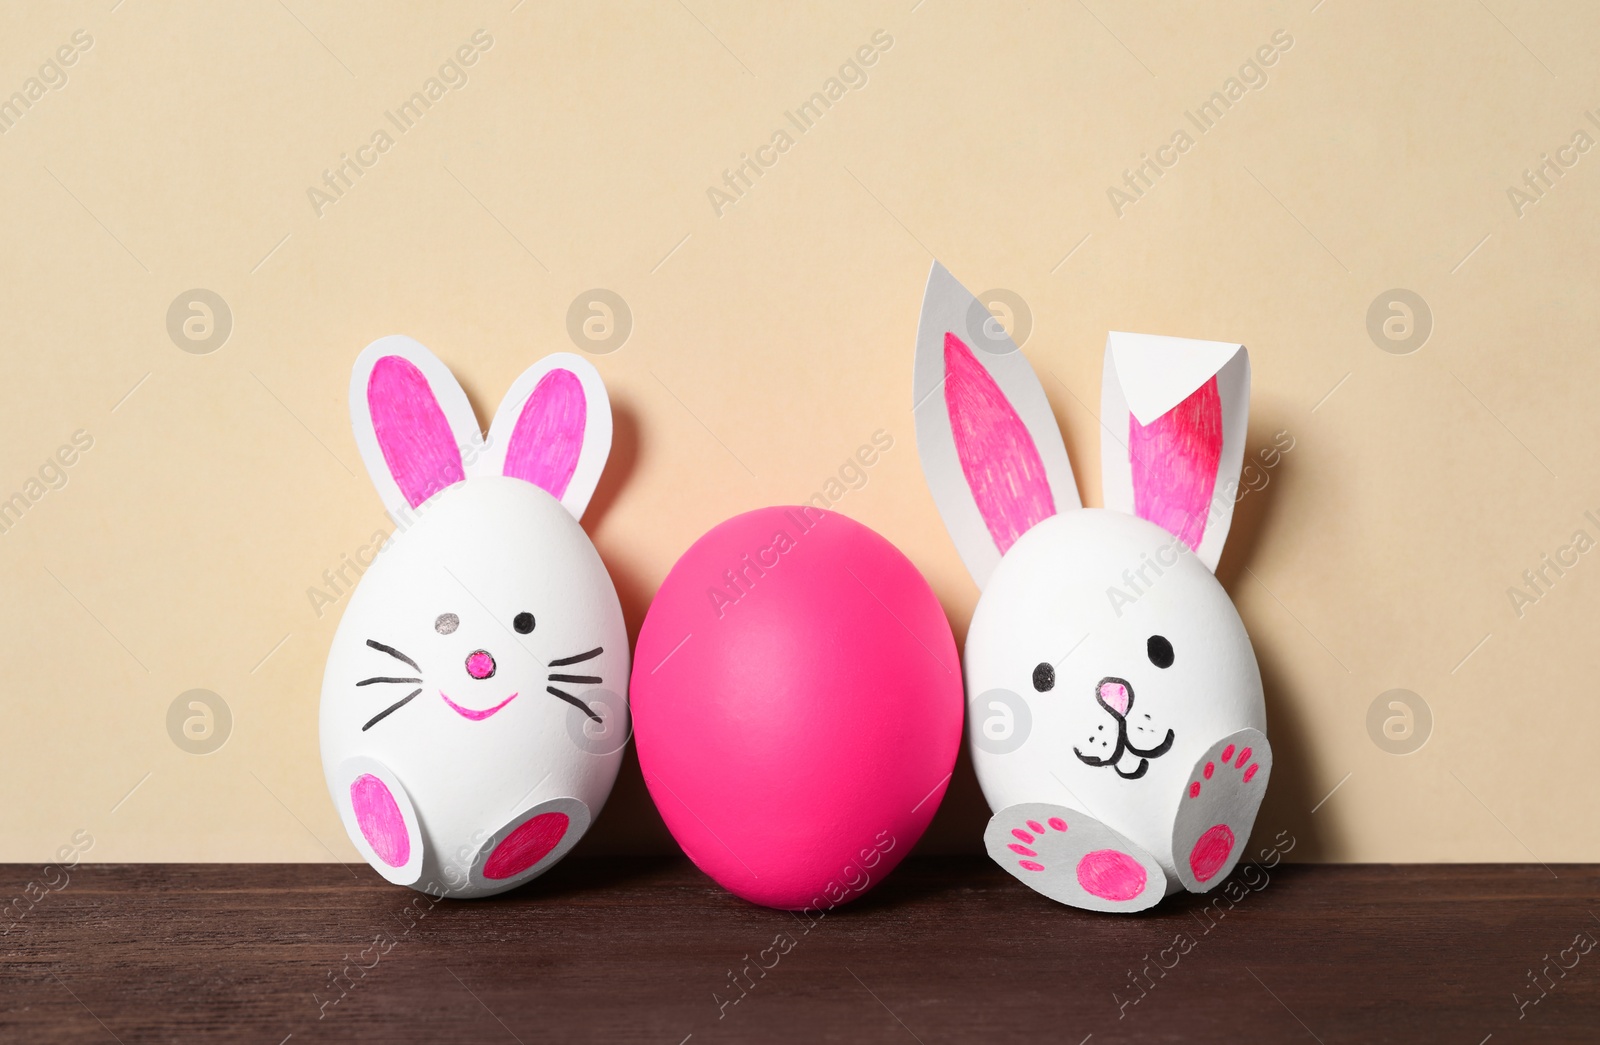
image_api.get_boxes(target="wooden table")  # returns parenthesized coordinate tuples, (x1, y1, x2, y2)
(3, 858, 1595, 1043)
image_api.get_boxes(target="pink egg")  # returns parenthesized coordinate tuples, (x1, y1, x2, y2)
(632, 506, 962, 910)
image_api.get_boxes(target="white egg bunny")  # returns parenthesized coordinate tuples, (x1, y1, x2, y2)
(320, 335, 629, 898)
(914, 263, 1271, 913)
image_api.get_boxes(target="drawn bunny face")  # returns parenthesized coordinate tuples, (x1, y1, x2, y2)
(319, 337, 628, 898)
(963, 509, 1262, 862)
(914, 263, 1266, 889)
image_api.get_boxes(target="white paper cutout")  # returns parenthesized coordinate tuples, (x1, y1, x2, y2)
(475, 351, 613, 521)
(1099, 332, 1251, 573)
(349, 335, 486, 525)
(1170, 727, 1272, 893)
(984, 801, 1165, 913)
(913, 261, 1080, 591)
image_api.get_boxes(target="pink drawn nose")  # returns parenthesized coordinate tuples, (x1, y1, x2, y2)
(1098, 679, 1131, 717)
(465, 650, 496, 679)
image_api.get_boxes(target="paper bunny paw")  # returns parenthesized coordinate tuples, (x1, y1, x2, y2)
(337, 757, 426, 887)
(1171, 727, 1272, 893)
(984, 803, 1164, 913)
(469, 796, 591, 891)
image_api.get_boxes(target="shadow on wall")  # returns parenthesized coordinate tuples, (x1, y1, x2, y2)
(562, 395, 682, 856)
(585, 398, 655, 647)
(1217, 411, 1331, 863)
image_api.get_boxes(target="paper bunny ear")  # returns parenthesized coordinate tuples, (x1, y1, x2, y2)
(914, 261, 1080, 590)
(351, 335, 484, 519)
(476, 352, 612, 520)
(1099, 332, 1250, 572)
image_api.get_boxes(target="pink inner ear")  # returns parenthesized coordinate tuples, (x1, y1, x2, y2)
(368, 356, 465, 509)
(944, 331, 1056, 556)
(1129, 375, 1223, 552)
(503, 368, 585, 500)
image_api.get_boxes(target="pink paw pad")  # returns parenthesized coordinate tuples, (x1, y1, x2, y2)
(1012, 817, 1067, 873)
(351, 774, 409, 868)
(484, 812, 570, 880)
(1190, 751, 1263, 799)
(1175, 730, 1270, 895)
(1188, 823, 1235, 883)
(1076, 849, 1148, 902)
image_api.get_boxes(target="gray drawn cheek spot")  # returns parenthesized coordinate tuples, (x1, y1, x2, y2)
(166, 689, 232, 754)
(972, 688, 1032, 755)
(166, 289, 232, 354)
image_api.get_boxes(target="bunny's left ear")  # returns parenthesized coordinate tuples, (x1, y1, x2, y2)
(476, 352, 612, 520)
(1099, 332, 1250, 572)
(351, 335, 485, 520)
(914, 262, 1081, 590)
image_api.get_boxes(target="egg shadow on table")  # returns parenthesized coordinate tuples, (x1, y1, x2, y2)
(910, 736, 991, 857)
(510, 851, 684, 902)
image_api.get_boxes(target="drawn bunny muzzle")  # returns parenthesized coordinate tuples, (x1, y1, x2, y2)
(319, 336, 629, 898)
(914, 263, 1271, 913)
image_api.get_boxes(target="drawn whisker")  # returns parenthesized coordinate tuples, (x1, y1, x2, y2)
(362, 688, 421, 731)
(367, 639, 420, 672)
(548, 673, 601, 684)
(357, 676, 421, 687)
(547, 685, 602, 723)
(549, 647, 602, 667)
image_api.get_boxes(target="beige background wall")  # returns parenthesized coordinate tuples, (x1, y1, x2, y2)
(1, 0, 1596, 865)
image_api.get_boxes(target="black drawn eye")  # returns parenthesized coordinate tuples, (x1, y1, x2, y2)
(513, 612, 535, 634)
(1032, 662, 1055, 692)
(435, 613, 459, 635)
(1147, 635, 1174, 669)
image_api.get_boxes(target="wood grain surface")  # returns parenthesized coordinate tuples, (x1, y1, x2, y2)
(3, 858, 1596, 1043)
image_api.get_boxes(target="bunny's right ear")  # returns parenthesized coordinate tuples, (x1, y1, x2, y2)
(475, 352, 612, 521)
(350, 335, 484, 519)
(913, 262, 1080, 590)
(1099, 332, 1249, 572)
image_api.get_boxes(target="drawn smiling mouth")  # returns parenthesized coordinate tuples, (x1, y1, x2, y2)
(1072, 676, 1174, 779)
(440, 691, 518, 721)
